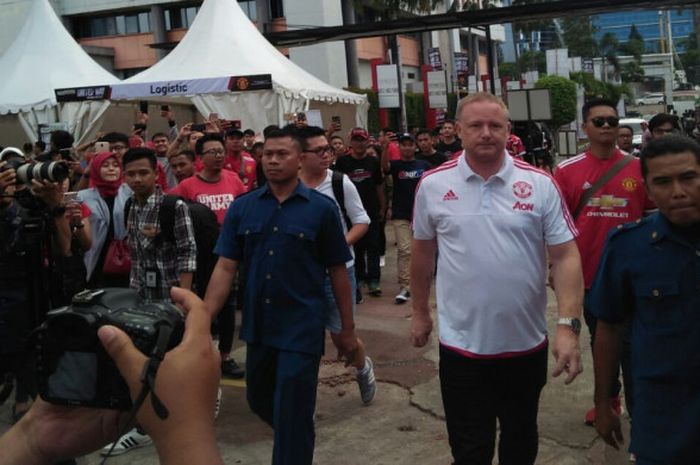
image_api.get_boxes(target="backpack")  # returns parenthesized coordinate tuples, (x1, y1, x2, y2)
(331, 170, 352, 229)
(125, 195, 220, 297)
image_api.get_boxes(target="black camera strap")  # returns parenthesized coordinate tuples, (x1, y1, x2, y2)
(99, 323, 174, 464)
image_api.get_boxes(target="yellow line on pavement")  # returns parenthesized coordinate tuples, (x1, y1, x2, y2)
(220, 378, 247, 388)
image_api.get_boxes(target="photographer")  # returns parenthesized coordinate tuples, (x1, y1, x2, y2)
(0, 149, 74, 422)
(0, 288, 224, 465)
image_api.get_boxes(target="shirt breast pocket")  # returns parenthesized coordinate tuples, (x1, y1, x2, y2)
(282, 224, 318, 259)
(633, 281, 683, 332)
(238, 223, 264, 260)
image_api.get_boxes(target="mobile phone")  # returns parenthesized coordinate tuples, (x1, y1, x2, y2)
(133, 123, 147, 133)
(332, 115, 341, 130)
(191, 123, 207, 132)
(232, 119, 242, 129)
(209, 112, 219, 120)
(95, 141, 110, 152)
(160, 105, 170, 112)
(63, 192, 79, 204)
(139, 101, 149, 114)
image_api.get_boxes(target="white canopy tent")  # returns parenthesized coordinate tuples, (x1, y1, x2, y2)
(0, 0, 119, 146)
(106, 0, 368, 130)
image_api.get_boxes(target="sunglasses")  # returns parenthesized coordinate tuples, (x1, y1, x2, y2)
(590, 116, 620, 128)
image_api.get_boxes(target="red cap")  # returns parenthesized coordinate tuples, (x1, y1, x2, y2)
(349, 127, 369, 140)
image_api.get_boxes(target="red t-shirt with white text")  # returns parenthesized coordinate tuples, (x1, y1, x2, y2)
(170, 170, 246, 225)
(194, 153, 256, 191)
(554, 150, 655, 288)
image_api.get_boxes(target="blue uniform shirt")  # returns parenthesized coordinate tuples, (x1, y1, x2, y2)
(215, 181, 351, 355)
(590, 213, 700, 464)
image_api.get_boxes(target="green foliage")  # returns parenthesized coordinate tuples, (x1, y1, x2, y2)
(561, 17, 598, 58)
(356, 0, 440, 14)
(620, 61, 645, 83)
(499, 62, 519, 80)
(534, 75, 577, 129)
(679, 32, 700, 85)
(569, 72, 628, 104)
(518, 50, 546, 74)
(405, 92, 426, 129)
(621, 25, 645, 59)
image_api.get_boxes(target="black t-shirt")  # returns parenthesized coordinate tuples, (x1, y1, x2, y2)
(437, 138, 462, 156)
(388, 159, 431, 221)
(416, 150, 448, 168)
(335, 155, 383, 218)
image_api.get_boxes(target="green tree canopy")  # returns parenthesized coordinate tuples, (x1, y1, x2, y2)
(534, 75, 577, 129)
(561, 16, 598, 58)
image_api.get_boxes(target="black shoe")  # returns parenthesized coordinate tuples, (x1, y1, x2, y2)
(221, 358, 245, 379)
(356, 287, 364, 304)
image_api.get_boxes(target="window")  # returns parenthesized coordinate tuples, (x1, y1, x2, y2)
(164, 5, 200, 30)
(238, 0, 257, 21)
(72, 11, 150, 38)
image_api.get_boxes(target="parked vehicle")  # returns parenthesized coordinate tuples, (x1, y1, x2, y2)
(635, 92, 665, 105)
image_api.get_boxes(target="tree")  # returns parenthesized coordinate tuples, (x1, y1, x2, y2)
(499, 62, 519, 79)
(517, 50, 546, 74)
(534, 75, 577, 130)
(620, 61, 645, 83)
(570, 71, 630, 103)
(620, 24, 645, 60)
(599, 32, 621, 82)
(679, 32, 700, 84)
(561, 16, 598, 58)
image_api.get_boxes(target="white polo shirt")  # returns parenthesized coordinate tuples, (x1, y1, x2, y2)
(413, 152, 577, 357)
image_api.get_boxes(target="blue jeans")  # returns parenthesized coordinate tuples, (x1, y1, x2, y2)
(323, 265, 356, 334)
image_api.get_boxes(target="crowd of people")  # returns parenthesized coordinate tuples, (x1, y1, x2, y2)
(0, 93, 698, 465)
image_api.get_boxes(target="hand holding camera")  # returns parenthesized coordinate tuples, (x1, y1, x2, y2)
(2, 288, 223, 465)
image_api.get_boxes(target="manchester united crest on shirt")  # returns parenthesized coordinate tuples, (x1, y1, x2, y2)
(621, 177, 638, 192)
(512, 181, 533, 199)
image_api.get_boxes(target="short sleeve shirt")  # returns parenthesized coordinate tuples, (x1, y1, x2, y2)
(334, 155, 384, 219)
(388, 159, 431, 221)
(554, 150, 655, 288)
(589, 213, 700, 463)
(215, 181, 351, 355)
(170, 170, 247, 225)
(413, 153, 577, 357)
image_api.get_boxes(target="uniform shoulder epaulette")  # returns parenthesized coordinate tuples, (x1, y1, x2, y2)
(608, 216, 651, 239)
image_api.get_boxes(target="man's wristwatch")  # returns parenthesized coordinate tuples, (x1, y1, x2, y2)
(557, 317, 581, 335)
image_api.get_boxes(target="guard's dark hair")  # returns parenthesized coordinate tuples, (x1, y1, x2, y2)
(263, 124, 281, 139)
(195, 133, 225, 155)
(582, 97, 618, 121)
(648, 113, 680, 133)
(265, 125, 304, 152)
(640, 135, 700, 180)
(122, 147, 157, 170)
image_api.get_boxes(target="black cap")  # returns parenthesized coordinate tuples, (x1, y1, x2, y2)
(225, 128, 244, 138)
(397, 133, 415, 142)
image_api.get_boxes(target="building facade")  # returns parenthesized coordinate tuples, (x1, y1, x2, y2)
(593, 9, 694, 53)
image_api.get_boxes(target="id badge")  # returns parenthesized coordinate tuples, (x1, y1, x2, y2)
(146, 270, 158, 288)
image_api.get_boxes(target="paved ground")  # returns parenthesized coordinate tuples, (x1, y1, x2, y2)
(0, 227, 634, 464)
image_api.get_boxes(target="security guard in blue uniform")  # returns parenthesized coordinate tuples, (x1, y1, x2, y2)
(205, 126, 359, 465)
(589, 135, 700, 465)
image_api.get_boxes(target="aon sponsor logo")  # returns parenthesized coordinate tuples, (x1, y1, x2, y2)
(512, 201, 534, 211)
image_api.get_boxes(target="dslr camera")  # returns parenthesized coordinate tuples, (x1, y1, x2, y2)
(35, 288, 184, 410)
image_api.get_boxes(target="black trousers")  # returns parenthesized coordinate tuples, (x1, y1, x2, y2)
(439, 345, 547, 465)
(354, 221, 381, 283)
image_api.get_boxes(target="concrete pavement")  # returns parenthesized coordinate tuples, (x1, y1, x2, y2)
(0, 229, 634, 465)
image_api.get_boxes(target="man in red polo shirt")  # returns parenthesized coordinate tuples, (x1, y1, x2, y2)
(223, 128, 257, 191)
(554, 97, 655, 426)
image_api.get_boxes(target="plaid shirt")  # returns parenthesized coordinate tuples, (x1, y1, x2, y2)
(127, 188, 197, 301)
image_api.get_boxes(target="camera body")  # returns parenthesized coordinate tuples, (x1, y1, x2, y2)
(35, 288, 184, 410)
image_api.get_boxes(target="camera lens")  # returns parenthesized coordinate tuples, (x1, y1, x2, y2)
(15, 161, 69, 184)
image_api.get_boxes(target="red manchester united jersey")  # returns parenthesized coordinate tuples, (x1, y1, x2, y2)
(554, 149, 655, 288)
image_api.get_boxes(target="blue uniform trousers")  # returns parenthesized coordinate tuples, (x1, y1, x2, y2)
(246, 343, 321, 465)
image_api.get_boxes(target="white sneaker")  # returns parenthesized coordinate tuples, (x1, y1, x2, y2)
(394, 289, 410, 304)
(356, 357, 377, 406)
(100, 428, 152, 456)
(214, 386, 222, 419)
